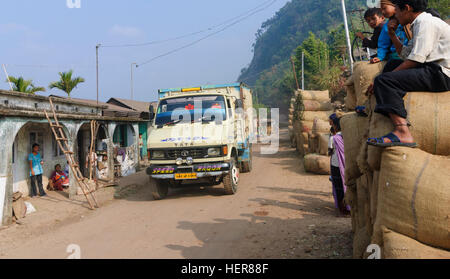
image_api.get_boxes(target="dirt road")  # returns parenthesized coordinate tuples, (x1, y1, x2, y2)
(0, 129, 352, 259)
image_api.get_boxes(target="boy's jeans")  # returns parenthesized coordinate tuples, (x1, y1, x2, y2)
(30, 174, 45, 197)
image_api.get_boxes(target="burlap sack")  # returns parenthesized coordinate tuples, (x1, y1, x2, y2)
(317, 133, 330, 156)
(303, 100, 333, 111)
(373, 147, 450, 250)
(345, 75, 357, 110)
(312, 118, 331, 136)
(345, 183, 358, 233)
(296, 89, 330, 101)
(12, 192, 27, 220)
(356, 174, 372, 231)
(304, 154, 331, 175)
(295, 130, 308, 156)
(300, 121, 314, 133)
(382, 227, 450, 259)
(367, 91, 450, 171)
(353, 225, 372, 259)
(370, 170, 380, 225)
(303, 111, 333, 122)
(307, 134, 319, 154)
(340, 112, 370, 185)
(352, 61, 385, 107)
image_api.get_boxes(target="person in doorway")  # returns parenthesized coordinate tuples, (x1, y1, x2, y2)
(48, 164, 69, 191)
(28, 143, 46, 197)
(328, 114, 350, 217)
(368, 0, 450, 148)
(139, 134, 144, 161)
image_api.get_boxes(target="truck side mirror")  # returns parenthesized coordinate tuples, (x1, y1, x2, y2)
(235, 99, 244, 110)
(149, 105, 155, 121)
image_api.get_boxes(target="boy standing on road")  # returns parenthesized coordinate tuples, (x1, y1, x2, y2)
(368, 0, 450, 147)
(29, 143, 46, 197)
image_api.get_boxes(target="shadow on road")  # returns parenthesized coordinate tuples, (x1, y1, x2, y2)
(166, 213, 352, 259)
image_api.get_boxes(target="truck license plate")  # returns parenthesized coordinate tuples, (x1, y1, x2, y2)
(175, 173, 197, 180)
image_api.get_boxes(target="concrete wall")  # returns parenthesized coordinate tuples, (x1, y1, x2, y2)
(0, 117, 140, 226)
(12, 122, 68, 196)
(0, 90, 102, 116)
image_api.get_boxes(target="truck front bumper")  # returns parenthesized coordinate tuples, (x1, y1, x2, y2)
(146, 162, 230, 180)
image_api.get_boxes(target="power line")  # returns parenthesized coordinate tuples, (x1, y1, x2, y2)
(100, 0, 276, 48)
(137, 0, 277, 67)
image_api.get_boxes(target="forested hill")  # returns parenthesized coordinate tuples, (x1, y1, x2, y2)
(239, 0, 365, 86)
(239, 0, 448, 110)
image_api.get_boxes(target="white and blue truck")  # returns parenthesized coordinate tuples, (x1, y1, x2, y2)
(146, 83, 255, 199)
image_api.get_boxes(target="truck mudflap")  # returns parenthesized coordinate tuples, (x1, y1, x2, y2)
(147, 162, 230, 179)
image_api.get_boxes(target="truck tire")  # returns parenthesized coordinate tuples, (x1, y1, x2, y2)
(150, 179, 169, 200)
(240, 145, 253, 173)
(223, 157, 239, 195)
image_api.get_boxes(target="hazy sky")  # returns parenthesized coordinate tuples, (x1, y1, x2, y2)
(0, 0, 290, 102)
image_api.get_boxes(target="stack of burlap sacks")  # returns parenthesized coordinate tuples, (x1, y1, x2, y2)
(342, 62, 450, 259)
(288, 90, 333, 175)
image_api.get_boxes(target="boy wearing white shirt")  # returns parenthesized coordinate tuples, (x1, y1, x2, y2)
(368, 0, 450, 148)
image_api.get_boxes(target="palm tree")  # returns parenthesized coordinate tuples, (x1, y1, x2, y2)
(49, 70, 85, 98)
(6, 76, 46, 94)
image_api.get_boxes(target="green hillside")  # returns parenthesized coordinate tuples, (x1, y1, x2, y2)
(239, 0, 449, 110)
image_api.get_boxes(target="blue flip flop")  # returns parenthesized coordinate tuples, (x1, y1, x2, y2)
(355, 106, 368, 117)
(367, 132, 417, 148)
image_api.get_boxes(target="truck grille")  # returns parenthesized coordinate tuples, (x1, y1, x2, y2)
(166, 148, 207, 159)
(150, 146, 224, 160)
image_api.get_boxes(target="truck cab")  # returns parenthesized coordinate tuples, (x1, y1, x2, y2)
(146, 83, 254, 199)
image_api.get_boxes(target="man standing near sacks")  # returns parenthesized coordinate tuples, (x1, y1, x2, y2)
(368, 0, 450, 148)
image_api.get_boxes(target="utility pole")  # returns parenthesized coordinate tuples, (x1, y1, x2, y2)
(301, 52, 305, 90)
(2, 64, 13, 91)
(290, 57, 300, 90)
(131, 63, 137, 100)
(341, 0, 354, 73)
(96, 44, 101, 106)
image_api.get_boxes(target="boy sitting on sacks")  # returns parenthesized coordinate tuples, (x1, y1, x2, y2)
(367, 0, 450, 148)
(370, 0, 409, 70)
(355, 8, 386, 57)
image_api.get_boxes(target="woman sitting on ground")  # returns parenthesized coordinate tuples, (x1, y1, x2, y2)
(48, 164, 69, 191)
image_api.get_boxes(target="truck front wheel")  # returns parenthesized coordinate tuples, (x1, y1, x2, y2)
(150, 179, 169, 200)
(223, 157, 239, 195)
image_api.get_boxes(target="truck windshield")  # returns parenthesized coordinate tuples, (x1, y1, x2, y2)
(155, 95, 227, 126)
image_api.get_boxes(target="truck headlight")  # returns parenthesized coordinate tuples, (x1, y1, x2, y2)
(207, 147, 221, 157)
(152, 150, 165, 159)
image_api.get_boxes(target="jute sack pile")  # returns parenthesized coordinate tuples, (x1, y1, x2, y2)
(340, 112, 370, 185)
(373, 147, 450, 250)
(303, 100, 333, 111)
(303, 111, 333, 122)
(367, 91, 450, 171)
(382, 227, 450, 259)
(312, 118, 331, 135)
(351, 61, 385, 107)
(344, 76, 357, 110)
(307, 134, 319, 154)
(345, 184, 357, 232)
(317, 133, 330, 156)
(304, 154, 330, 175)
(296, 89, 330, 101)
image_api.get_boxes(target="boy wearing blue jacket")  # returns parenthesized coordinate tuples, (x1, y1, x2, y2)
(370, 0, 408, 69)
